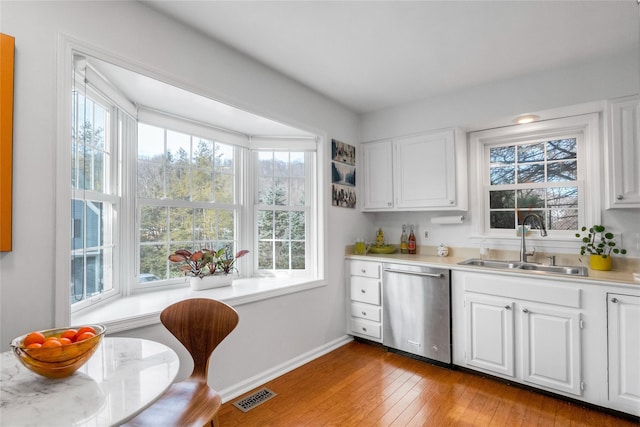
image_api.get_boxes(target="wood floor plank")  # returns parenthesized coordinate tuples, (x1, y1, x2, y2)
(216, 341, 638, 426)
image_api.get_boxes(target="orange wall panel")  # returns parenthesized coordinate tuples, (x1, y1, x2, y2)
(0, 33, 15, 251)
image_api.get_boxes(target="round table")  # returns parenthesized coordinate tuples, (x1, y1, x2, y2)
(1, 337, 179, 426)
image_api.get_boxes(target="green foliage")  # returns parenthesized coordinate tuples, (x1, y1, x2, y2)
(575, 225, 627, 258)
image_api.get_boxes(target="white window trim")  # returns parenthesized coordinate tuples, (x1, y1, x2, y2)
(468, 112, 602, 252)
(57, 35, 328, 330)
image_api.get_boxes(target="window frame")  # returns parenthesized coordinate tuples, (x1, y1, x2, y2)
(469, 113, 601, 246)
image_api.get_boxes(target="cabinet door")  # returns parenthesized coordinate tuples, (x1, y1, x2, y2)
(608, 294, 640, 412)
(607, 96, 640, 208)
(521, 303, 582, 396)
(465, 294, 515, 377)
(394, 130, 456, 209)
(362, 140, 394, 210)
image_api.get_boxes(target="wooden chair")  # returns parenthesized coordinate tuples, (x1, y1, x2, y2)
(123, 298, 239, 427)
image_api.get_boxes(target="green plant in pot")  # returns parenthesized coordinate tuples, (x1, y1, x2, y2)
(575, 225, 627, 271)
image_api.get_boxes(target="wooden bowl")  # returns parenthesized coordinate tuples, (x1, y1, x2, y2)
(10, 325, 106, 379)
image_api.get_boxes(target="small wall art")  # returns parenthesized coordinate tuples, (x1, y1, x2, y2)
(331, 139, 356, 208)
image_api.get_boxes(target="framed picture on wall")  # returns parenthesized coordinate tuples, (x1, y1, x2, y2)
(331, 139, 356, 208)
(0, 33, 15, 252)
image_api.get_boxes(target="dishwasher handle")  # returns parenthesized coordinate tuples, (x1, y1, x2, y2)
(383, 267, 443, 278)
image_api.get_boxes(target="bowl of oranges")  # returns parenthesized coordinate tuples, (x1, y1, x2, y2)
(10, 325, 106, 379)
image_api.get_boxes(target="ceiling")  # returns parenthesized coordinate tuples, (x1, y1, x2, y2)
(142, 0, 639, 114)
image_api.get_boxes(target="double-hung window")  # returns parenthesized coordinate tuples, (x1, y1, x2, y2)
(470, 113, 600, 240)
(70, 77, 120, 308)
(136, 111, 242, 287)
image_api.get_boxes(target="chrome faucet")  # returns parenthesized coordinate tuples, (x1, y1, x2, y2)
(520, 213, 547, 263)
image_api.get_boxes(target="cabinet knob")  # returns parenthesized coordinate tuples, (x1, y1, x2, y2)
(362, 327, 367, 332)
(361, 311, 367, 316)
(522, 308, 529, 313)
(361, 268, 366, 273)
(449, 200, 455, 204)
(360, 289, 366, 293)
(504, 305, 511, 310)
(616, 195, 624, 200)
(611, 297, 619, 303)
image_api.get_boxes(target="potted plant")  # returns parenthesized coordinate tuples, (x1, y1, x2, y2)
(168, 248, 249, 290)
(575, 225, 627, 271)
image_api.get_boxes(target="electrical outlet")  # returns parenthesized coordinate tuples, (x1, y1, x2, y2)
(424, 230, 429, 240)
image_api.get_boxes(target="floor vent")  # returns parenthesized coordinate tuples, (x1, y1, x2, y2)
(232, 388, 277, 412)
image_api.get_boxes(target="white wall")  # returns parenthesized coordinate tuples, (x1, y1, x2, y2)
(359, 50, 640, 257)
(0, 0, 373, 393)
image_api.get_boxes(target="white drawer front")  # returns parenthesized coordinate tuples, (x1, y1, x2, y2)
(350, 318, 382, 340)
(350, 260, 380, 279)
(350, 302, 382, 322)
(350, 277, 381, 305)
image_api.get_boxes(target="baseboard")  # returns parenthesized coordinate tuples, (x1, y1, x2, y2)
(218, 335, 353, 402)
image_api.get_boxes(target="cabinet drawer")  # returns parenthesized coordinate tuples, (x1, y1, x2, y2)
(350, 261, 380, 279)
(350, 302, 382, 322)
(350, 277, 381, 305)
(350, 318, 382, 340)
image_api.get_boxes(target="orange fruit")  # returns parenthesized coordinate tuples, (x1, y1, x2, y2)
(26, 343, 42, 349)
(60, 329, 77, 342)
(76, 331, 96, 341)
(76, 326, 96, 336)
(42, 339, 62, 348)
(44, 336, 60, 342)
(23, 332, 46, 347)
(59, 337, 73, 345)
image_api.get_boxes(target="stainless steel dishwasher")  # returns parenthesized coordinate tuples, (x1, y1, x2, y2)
(382, 263, 451, 364)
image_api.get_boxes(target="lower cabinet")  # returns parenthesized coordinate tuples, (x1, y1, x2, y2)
(457, 272, 584, 397)
(607, 293, 640, 413)
(347, 260, 383, 343)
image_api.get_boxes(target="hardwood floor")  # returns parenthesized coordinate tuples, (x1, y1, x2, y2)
(216, 341, 638, 426)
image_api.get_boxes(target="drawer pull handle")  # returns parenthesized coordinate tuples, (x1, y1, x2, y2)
(362, 327, 367, 332)
(360, 289, 366, 293)
(361, 311, 367, 316)
(522, 308, 529, 313)
(504, 305, 511, 310)
(611, 297, 619, 303)
(361, 268, 366, 273)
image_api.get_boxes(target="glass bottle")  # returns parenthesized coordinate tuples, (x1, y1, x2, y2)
(400, 225, 408, 254)
(408, 225, 416, 254)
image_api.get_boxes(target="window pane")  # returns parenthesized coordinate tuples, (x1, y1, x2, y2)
(258, 241, 273, 269)
(489, 190, 515, 209)
(549, 209, 578, 230)
(517, 164, 545, 183)
(274, 211, 290, 239)
(193, 138, 213, 169)
(192, 168, 214, 202)
(290, 178, 305, 206)
(547, 187, 578, 207)
(490, 146, 515, 164)
(138, 162, 164, 198)
(290, 211, 305, 240)
(517, 143, 544, 163)
(547, 160, 577, 182)
(258, 177, 274, 204)
(275, 178, 289, 206)
(517, 210, 545, 226)
(138, 123, 165, 162)
(290, 152, 305, 177)
(215, 143, 234, 172)
(517, 189, 545, 209)
(215, 172, 234, 203)
(274, 152, 290, 177)
(275, 241, 290, 269)
(218, 210, 234, 240)
(490, 211, 515, 229)
(258, 152, 273, 175)
(490, 166, 514, 185)
(166, 130, 190, 165)
(140, 206, 167, 243)
(547, 139, 576, 160)
(291, 241, 305, 269)
(169, 207, 194, 241)
(258, 210, 273, 239)
(139, 244, 166, 281)
(166, 165, 190, 200)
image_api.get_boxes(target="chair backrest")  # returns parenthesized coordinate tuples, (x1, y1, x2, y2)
(160, 298, 239, 380)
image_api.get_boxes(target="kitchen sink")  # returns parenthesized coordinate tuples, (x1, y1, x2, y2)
(458, 258, 588, 277)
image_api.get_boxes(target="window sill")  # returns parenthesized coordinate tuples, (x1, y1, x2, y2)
(72, 277, 325, 334)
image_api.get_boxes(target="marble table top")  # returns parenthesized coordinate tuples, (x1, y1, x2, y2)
(1, 337, 179, 426)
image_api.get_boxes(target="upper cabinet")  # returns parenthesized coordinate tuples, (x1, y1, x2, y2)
(605, 95, 640, 208)
(361, 128, 467, 211)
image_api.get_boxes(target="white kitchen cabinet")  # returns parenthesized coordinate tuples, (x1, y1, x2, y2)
(347, 260, 383, 342)
(455, 271, 583, 396)
(361, 140, 394, 209)
(605, 95, 640, 208)
(521, 302, 582, 395)
(361, 128, 467, 211)
(607, 293, 640, 413)
(465, 294, 514, 377)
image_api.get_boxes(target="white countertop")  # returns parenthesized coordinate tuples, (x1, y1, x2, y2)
(1, 337, 179, 427)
